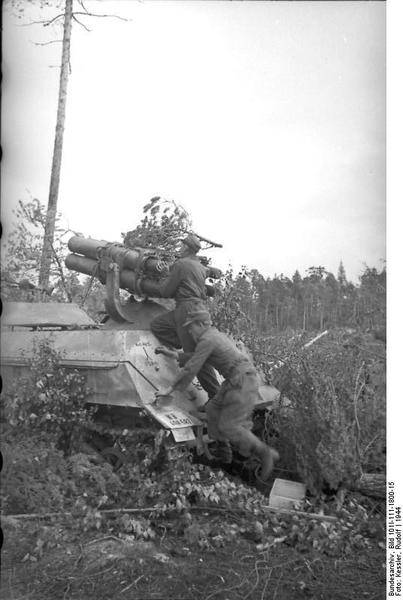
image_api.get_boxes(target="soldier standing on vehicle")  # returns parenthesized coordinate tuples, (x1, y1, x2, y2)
(147, 234, 220, 400)
(155, 309, 279, 480)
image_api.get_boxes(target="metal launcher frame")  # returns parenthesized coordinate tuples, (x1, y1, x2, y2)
(65, 236, 170, 323)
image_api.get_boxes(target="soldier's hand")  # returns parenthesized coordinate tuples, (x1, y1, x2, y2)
(189, 408, 208, 422)
(155, 346, 178, 359)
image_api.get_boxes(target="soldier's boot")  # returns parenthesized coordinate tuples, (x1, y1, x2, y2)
(208, 440, 233, 464)
(255, 443, 279, 481)
(214, 440, 233, 464)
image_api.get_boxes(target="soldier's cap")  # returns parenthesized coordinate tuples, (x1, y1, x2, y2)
(182, 233, 202, 252)
(183, 309, 212, 328)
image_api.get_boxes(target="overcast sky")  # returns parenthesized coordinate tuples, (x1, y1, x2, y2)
(2, 0, 386, 281)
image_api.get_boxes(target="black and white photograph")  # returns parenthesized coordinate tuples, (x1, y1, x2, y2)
(1, 1, 397, 599)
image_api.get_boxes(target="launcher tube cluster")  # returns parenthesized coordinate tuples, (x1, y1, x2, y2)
(67, 236, 167, 273)
(65, 235, 220, 298)
(66, 236, 170, 296)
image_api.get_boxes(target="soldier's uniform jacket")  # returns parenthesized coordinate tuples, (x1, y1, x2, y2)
(172, 326, 252, 392)
(151, 256, 209, 303)
(149, 257, 221, 400)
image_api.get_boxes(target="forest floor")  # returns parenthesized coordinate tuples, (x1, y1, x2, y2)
(1, 493, 386, 600)
(1, 328, 387, 599)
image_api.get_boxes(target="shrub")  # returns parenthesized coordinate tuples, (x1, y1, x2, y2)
(0, 439, 122, 515)
(1, 339, 94, 456)
(211, 285, 386, 494)
(267, 330, 386, 493)
(1, 438, 69, 514)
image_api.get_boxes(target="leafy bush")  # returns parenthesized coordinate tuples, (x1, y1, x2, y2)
(67, 453, 122, 509)
(1, 438, 70, 514)
(211, 273, 386, 493)
(123, 196, 192, 263)
(265, 495, 384, 557)
(266, 330, 386, 493)
(1, 438, 123, 516)
(114, 458, 383, 557)
(2, 339, 94, 456)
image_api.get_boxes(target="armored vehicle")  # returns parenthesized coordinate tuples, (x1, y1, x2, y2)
(1, 235, 281, 468)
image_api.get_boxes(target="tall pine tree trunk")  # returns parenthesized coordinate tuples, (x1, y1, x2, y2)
(39, 0, 73, 292)
(319, 305, 324, 330)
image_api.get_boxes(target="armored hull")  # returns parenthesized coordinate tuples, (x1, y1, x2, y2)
(1, 301, 281, 454)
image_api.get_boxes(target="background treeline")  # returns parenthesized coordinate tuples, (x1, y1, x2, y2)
(211, 263, 386, 336)
(1, 198, 386, 339)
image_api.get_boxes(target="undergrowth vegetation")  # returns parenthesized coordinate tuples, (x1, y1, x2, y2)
(211, 295, 386, 495)
(1, 440, 385, 560)
(1, 333, 386, 600)
(2, 340, 94, 456)
(1, 328, 385, 515)
(262, 329, 386, 494)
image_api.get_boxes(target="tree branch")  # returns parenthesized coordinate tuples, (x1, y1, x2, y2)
(50, 240, 73, 302)
(77, 0, 90, 14)
(72, 14, 91, 32)
(352, 361, 365, 476)
(18, 2, 129, 30)
(72, 11, 129, 22)
(31, 40, 63, 46)
(21, 14, 65, 27)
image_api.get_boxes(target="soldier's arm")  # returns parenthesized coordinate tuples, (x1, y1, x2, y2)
(175, 351, 192, 367)
(158, 262, 183, 298)
(154, 347, 180, 360)
(155, 346, 192, 366)
(157, 343, 212, 397)
(170, 337, 215, 392)
(206, 266, 222, 280)
(141, 262, 183, 298)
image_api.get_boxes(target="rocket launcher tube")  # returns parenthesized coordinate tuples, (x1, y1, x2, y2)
(65, 253, 216, 298)
(65, 253, 162, 296)
(66, 236, 220, 301)
(68, 236, 221, 279)
(67, 236, 167, 275)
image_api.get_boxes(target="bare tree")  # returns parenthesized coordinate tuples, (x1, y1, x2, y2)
(6, 0, 128, 293)
(39, 0, 73, 292)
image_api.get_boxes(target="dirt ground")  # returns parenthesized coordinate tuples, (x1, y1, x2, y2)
(1, 511, 386, 600)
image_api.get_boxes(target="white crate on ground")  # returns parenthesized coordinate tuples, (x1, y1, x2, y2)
(268, 478, 307, 510)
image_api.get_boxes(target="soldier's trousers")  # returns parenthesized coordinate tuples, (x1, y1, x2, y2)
(150, 299, 220, 399)
(205, 362, 267, 457)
